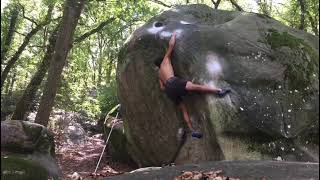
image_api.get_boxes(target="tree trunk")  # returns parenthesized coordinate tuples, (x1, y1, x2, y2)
(35, 0, 85, 126)
(97, 54, 104, 88)
(297, 0, 306, 30)
(1, 7, 19, 64)
(12, 27, 59, 120)
(4, 73, 11, 94)
(8, 70, 17, 97)
(306, 11, 318, 36)
(97, 33, 104, 88)
(0, 5, 53, 91)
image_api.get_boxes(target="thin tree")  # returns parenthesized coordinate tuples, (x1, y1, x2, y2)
(297, 0, 306, 30)
(0, 4, 54, 91)
(12, 17, 116, 120)
(306, 11, 319, 35)
(35, 0, 85, 126)
(1, 6, 19, 63)
(11, 26, 59, 120)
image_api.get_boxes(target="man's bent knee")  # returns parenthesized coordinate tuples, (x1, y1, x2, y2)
(185, 81, 195, 91)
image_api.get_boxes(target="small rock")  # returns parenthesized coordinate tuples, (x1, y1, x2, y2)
(71, 172, 82, 180)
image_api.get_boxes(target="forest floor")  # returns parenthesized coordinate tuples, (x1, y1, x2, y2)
(54, 132, 136, 180)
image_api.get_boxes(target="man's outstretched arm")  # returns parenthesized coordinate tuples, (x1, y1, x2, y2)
(164, 32, 176, 59)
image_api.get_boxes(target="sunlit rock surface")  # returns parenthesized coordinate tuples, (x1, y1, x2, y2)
(117, 4, 319, 166)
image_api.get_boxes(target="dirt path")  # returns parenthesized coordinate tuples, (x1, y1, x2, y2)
(55, 134, 136, 180)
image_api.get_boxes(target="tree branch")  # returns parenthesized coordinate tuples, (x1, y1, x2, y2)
(74, 17, 116, 43)
(28, 45, 47, 49)
(107, 23, 136, 44)
(17, 3, 39, 25)
(148, 0, 172, 8)
(13, 30, 27, 36)
(229, 0, 243, 11)
(211, 0, 222, 9)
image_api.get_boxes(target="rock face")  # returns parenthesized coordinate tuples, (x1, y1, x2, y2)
(1, 120, 62, 179)
(117, 5, 319, 166)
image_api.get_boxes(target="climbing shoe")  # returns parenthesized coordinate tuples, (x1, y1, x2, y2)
(217, 88, 231, 97)
(191, 132, 203, 138)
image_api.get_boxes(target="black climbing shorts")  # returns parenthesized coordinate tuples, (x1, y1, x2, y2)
(164, 77, 188, 105)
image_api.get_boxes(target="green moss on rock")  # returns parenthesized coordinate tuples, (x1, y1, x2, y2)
(266, 29, 319, 90)
(110, 130, 132, 162)
(21, 121, 55, 156)
(1, 155, 48, 180)
(266, 29, 302, 49)
(21, 121, 42, 143)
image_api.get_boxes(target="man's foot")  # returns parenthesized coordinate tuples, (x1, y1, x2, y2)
(177, 128, 186, 142)
(217, 88, 231, 97)
(191, 131, 203, 138)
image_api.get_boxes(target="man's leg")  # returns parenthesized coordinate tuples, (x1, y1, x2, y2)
(185, 81, 231, 97)
(185, 81, 221, 93)
(178, 102, 194, 131)
(179, 102, 203, 138)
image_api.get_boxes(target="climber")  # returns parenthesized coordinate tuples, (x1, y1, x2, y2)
(158, 32, 231, 139)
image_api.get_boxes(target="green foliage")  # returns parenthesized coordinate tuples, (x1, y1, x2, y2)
(97, 81, 119, 116)
(277, 0, 319, 35)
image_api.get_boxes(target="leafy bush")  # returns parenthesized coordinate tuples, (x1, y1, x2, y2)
(97, 81, 119, 116)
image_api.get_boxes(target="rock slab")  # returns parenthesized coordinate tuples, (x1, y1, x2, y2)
(105, 160, 319, 180)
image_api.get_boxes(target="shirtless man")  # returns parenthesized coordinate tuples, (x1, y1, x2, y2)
(158, 32, 231, 138)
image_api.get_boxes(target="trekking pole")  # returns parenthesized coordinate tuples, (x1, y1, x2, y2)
(94, 110, 119, 174)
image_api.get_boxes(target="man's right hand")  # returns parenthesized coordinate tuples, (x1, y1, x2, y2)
(169, 32, 176, 47)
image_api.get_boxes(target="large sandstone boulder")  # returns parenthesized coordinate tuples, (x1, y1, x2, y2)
(1, 120, 62, 179)
(117, 5, 319, 166)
